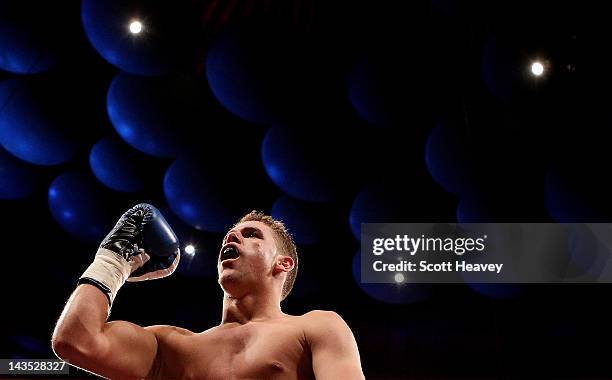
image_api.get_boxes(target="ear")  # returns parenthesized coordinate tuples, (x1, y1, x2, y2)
(274, 255, 294, 274)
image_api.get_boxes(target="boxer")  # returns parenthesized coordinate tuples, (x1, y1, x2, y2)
(52, 204, 364, 379)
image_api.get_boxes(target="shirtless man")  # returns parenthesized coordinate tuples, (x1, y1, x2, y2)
(52, 203, 365, 379)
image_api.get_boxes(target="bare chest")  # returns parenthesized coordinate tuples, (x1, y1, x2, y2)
(159, 323, 312, 380)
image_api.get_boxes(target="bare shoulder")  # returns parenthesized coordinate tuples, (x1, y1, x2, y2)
(298, 310, 351, 335)
(301, 309, 345, 323)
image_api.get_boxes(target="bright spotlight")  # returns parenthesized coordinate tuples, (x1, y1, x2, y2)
(394, 273, 405, 283)
(129, 20, 143, 34)
(531, 61, 544, 76)
(184, 245, 195, 255)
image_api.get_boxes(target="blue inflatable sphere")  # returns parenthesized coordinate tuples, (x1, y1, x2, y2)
(164, 157, 244, 233)
(48, 171, 114, 243)
(82, 0, 194, 75)
(0, 146, 38, 199)
(150, 205, 219, 279)
(456, 220, 522, 299)
(349, 185, 412, 241)
(107, 73, 203, 157)
(456, 198, 493, 223)
(271, 195, 322, 245)
(348, 42, 429, 127)
(0, 79, 77, 165)
(262, 127, 349, 202)
(89, 136, 148, 192)
(206, 26, 299, 124)
(352, 250, 432, 305)
(425, 121, 474, 196)
(0, 2, 58, 73)
(348, 53, 401, 127)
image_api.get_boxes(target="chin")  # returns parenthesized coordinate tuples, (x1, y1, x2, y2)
(218, 273, 240, 291)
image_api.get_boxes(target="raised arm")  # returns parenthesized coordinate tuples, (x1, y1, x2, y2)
(52, 204, 181, 379)
(306, 310, 365, 380)
(52, 284, 160, 379)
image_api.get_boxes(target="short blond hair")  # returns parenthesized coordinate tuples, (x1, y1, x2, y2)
(234, 211, 298, 300)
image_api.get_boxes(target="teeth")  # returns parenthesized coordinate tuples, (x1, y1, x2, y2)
(222, 246, 238, 259)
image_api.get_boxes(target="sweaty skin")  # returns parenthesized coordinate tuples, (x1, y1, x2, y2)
(53, 220, 364, 380)
(147, 310, 359, 380)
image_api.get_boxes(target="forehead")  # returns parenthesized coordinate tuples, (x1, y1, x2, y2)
(226, 220, 273, 237)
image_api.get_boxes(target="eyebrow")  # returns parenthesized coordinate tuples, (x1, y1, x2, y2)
(242, 226, 262, 234)
(223, 226, 263, 242)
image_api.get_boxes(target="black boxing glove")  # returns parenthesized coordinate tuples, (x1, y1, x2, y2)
(79, 203, 180, 306)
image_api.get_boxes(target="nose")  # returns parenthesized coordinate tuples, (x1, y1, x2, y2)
(225, 231, 241, 244)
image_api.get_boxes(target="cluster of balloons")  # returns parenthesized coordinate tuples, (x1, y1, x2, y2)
(1, 0, 584, 303)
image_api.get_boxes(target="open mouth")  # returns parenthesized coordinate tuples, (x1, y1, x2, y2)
(220, 246, 240, 262)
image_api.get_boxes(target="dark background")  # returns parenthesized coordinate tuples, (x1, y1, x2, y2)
(1, 1, 610, 379)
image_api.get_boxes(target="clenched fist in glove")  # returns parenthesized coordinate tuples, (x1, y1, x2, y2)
(79, 203, 180, 306)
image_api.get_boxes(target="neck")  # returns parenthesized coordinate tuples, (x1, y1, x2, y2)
(221, 290, 284, 325)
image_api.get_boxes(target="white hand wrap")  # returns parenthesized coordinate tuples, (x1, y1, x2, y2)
(80, 248, 148, 306)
